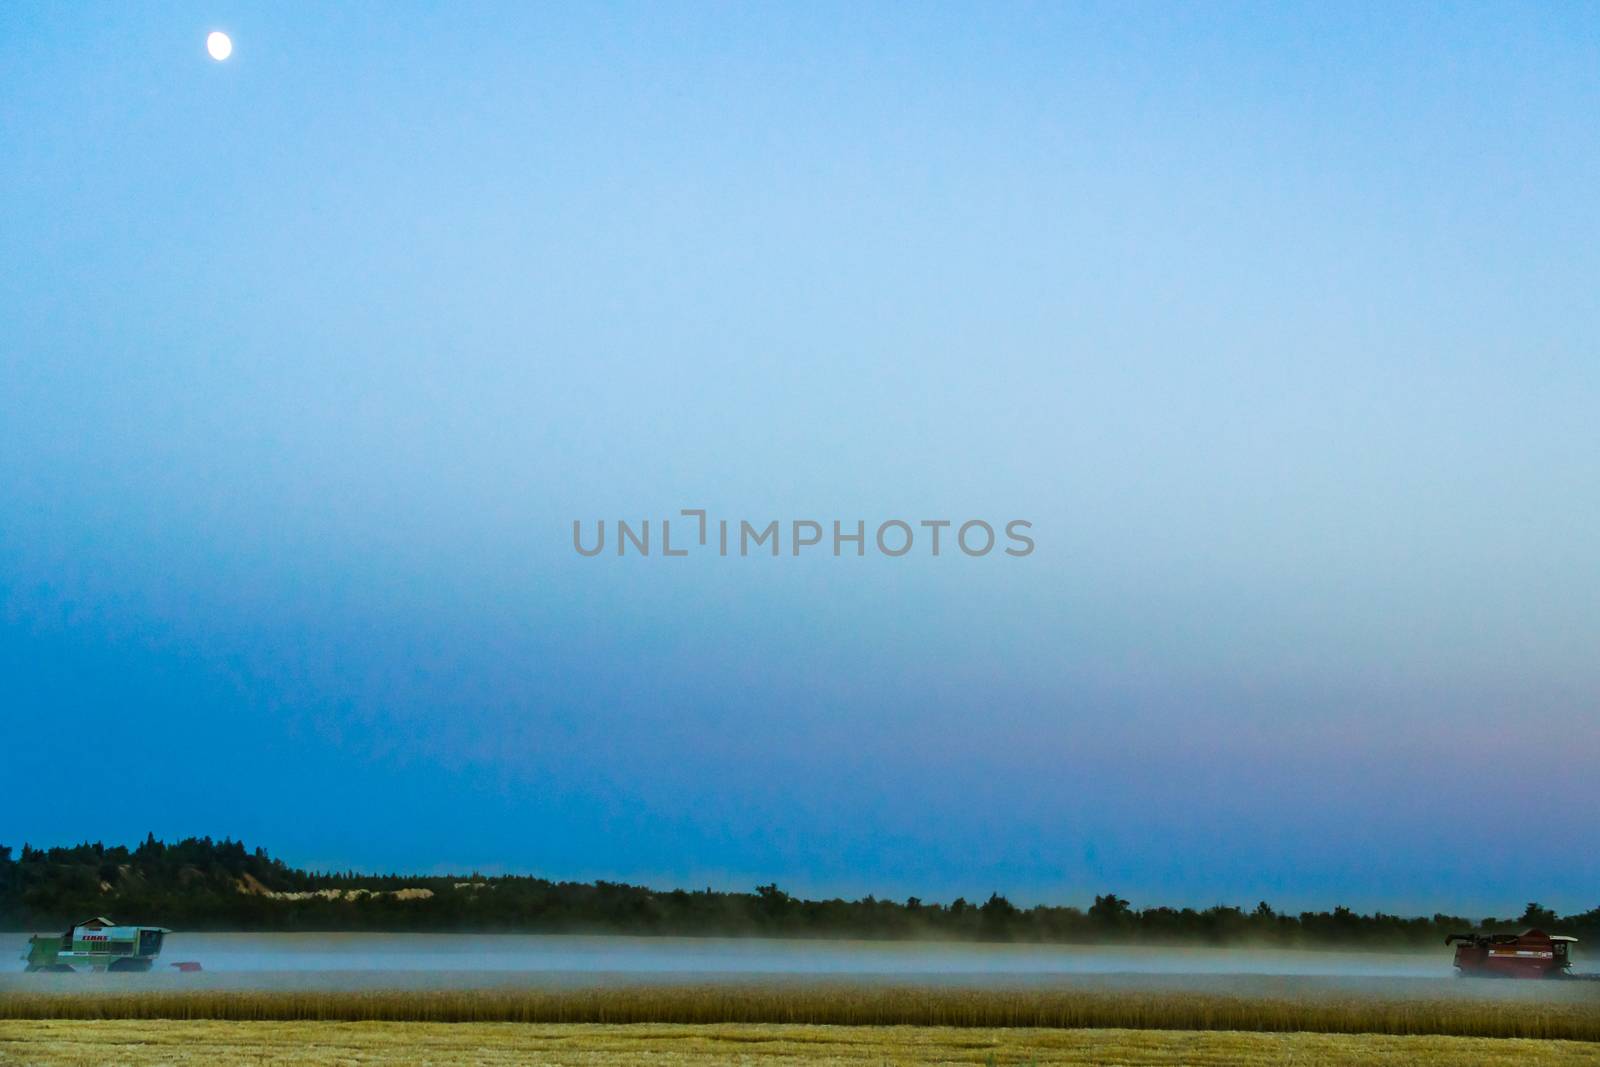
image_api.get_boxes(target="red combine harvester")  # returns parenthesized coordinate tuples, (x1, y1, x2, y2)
(1446, 928, 1576, 978)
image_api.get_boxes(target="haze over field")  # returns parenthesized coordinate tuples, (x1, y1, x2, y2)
(0, 932, 1460, 982)
(2, 2, 1598, 915)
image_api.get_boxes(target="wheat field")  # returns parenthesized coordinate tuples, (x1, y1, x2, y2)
(3, 985, 1599, 1041)
(3, 1020, 1600, 1067)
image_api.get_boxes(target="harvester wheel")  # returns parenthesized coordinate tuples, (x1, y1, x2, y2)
(107, 958, 152, 973)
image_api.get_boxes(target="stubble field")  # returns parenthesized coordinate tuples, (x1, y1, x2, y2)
(3, 1020, 1600, 1067)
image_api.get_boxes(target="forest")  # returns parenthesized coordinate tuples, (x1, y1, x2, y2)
(3, 836, 1594, 948)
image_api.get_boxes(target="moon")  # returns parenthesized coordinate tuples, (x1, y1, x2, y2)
(206, 31, 233, 61)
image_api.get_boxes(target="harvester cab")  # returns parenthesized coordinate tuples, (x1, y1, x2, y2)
(1446, 928, 1576, 978)
(22, 916, 172, 973)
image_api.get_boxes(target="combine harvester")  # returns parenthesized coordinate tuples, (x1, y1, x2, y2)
(22, 916, 171, 973)
(1446, 928, 1589, 979)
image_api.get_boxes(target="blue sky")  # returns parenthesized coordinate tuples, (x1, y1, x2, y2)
(2, 1, 1598, 915)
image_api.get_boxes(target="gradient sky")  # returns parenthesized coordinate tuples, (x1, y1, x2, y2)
(2, 2, 1598, 916)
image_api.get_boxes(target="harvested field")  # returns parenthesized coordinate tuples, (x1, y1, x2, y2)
(3, 1020, 1600, 1066)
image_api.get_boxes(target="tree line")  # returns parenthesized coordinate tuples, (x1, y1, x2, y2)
(3, 836, 1595, 949)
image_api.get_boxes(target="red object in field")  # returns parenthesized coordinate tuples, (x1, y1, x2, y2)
(169, 961, 203, 972)
(1447, 929, 1575, 978)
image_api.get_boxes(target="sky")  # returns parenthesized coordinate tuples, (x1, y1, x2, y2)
(1, 1, 1598, 916)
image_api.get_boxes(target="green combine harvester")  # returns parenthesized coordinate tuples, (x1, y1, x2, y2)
(22, 917, 171, 973)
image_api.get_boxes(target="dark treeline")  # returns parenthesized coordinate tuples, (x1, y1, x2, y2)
(3, 836, 1596, 949)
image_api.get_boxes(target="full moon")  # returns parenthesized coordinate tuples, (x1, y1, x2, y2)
(206, 31, 233, 61)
